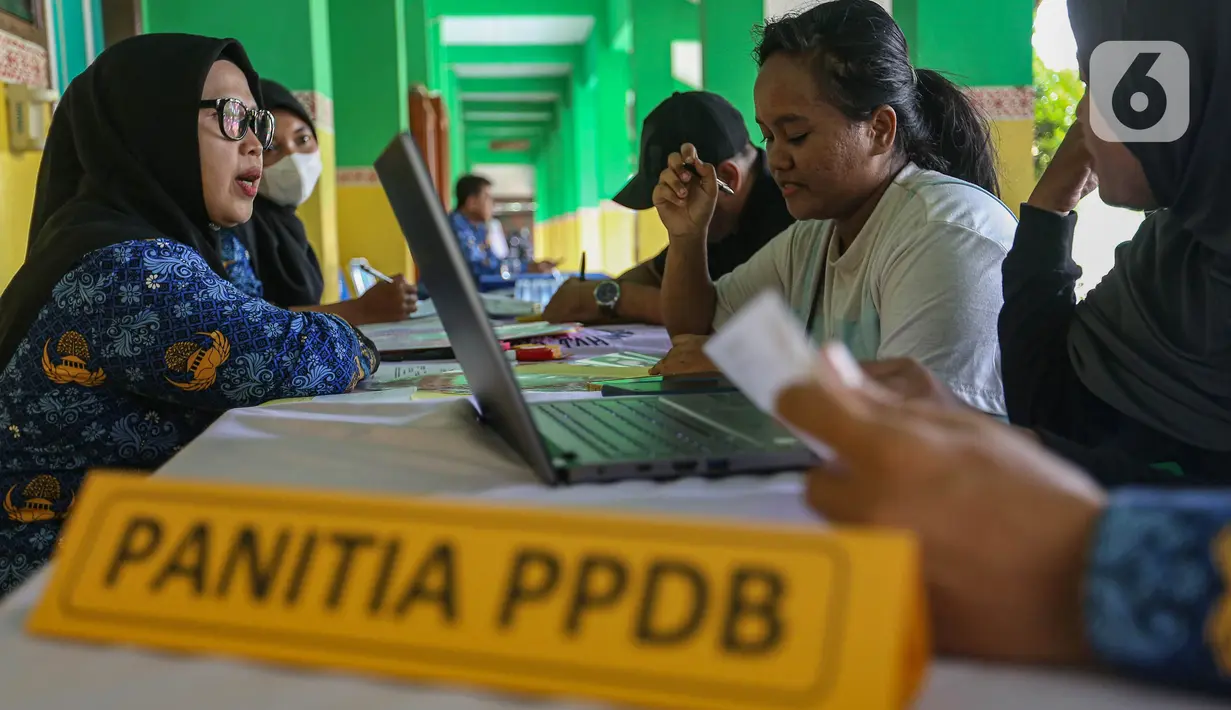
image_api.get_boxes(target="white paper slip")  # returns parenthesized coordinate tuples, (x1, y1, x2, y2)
(367, 361, 463, 383)
(480, 293, 541, 318)
(407, 298, 438, 319)
(703, 290, 835, 458)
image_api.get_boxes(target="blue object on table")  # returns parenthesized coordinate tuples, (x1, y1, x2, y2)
(338, 269, 350, 301)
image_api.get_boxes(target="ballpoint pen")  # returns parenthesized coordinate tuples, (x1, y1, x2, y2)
(358, 263, 394, 284)
(684, 162, 736, 195)
(579, 252, 587, 282)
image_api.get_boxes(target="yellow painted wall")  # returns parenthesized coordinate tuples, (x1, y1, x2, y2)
(533, 205, 668, 278)
(336, 172, 415, 284)
(296, 129, 340, 302)
(0, 83, 45, 291)
(535, 215, 579, 271)
(599, 202, 637, 276)
(992, 119, 1034, 218)
(635, 209, 669, 263)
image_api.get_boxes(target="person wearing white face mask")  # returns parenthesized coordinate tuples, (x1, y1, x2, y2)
(227, 79, 417, 325)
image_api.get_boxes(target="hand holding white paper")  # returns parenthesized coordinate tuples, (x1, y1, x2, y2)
(703, 290, 855, 459)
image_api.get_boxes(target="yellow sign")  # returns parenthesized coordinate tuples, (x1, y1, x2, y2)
(29, 473, 928, 710)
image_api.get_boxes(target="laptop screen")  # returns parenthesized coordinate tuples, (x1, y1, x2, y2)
(373, 133, 558, 484)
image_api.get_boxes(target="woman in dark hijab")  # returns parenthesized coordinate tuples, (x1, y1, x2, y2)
(226, 79, 418, 324)
(0, 34, 378, 596)
(998, 0, 1231, 486)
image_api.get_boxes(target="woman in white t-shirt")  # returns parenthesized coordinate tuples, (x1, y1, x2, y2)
(651, 0, 1017, 415)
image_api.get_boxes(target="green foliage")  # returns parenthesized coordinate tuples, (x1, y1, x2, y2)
(1033, 53, 1084, 179)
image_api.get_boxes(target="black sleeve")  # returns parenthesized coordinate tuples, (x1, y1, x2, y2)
(1034, 430, 1199, 489)
(998, 204, 1084, 427)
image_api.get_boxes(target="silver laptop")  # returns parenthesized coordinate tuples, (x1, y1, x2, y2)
(374, 132, 817, 485)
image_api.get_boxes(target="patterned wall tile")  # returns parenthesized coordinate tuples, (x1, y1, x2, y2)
(965, 86, 1035, 122)
(0, 29, 49, 89)
(337, 167, 380, 186)
(291, 90, 334, 133)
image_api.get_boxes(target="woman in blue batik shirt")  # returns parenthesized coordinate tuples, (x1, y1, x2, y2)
(0, 34, 378, 596)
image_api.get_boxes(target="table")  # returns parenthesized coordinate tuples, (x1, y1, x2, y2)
(0, 332, 1226, 709)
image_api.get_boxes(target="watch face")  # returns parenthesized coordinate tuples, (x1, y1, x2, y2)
(594, 280, 620, 307)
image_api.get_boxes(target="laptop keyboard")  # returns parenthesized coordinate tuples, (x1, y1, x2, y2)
(534, 395, 775, 461)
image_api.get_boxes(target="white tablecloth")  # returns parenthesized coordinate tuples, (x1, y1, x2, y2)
(0, 394, 1225, 709)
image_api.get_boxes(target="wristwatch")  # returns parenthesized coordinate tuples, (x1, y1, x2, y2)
(594, 280, 621, 318)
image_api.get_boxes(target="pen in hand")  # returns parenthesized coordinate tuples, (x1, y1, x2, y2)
(358, 263, 395, 284)
(684, 163, 736, 195)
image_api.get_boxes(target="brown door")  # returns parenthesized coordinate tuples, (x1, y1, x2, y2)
(429, 93, 451, 206)
(408, 84, 439, 200)
(99, 0, 142, 49)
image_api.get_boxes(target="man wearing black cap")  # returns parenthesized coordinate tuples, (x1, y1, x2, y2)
(542, 91, 794, 325)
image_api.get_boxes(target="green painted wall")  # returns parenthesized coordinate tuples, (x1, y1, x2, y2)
(330, 0, 407, 166)
(572, 34, 599, 209)
(630, 0, 678, 132)
(50, 0, 86, 88)
(595, 43, 634, 199)
(145, 0, 332, 97)
(406, 0, 434, 87)
(701, 0, 762, 138)
(901, 0, 1033, 87)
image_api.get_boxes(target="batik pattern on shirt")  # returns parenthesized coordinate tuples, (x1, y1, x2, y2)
(448, 210, 499, 280)
(0, 238, 378, 597)
(220, 229, 264, 299)
(1086, 488, 1231, 693)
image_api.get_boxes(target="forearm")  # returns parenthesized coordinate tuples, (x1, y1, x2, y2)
(661, 236, 717, 336)
(999, 205, 1084, 425)
(1003, 205, 1082, 312)
(295, 300, 382, 327)
(294, 301, 348, 322)
(615, 283, 664, 325)
(618, 260, 663, 288)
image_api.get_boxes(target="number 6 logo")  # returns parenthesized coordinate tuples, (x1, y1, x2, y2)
(1089, 41, 1190, 143)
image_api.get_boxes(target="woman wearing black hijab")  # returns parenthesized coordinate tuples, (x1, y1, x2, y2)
(997, 0, 1231, 488)
(227, 79, 418, 324)
(0, 35, 378, 597)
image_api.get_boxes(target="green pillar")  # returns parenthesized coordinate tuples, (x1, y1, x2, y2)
(145, 0, 332, 97)
(144, 0, 342, 302)
(569, 35, 602, 272)
(701, 0, 762, 138)
(594, 39, 633, 199)
(405, 0, 434, 89)
(447, 68, 466, 178)
(629, 0, 678, 132)
(896, 0, 1034, 213)
(331, 0, 407, 168)
(330, 0, 414, 280)
(573, 43, 599, 211)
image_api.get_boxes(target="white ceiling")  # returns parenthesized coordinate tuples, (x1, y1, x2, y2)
(440, 16, 595, 46)
(460, 91, 560, 103)
(470, 164, 536, 197)
(464, 111, 554, 122)
(671, 40, 702, 90)
(451, 63, 571, 78)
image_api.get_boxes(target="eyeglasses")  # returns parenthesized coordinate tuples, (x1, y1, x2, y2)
(199, 98, 275, 150)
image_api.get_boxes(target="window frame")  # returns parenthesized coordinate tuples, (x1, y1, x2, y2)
(0, 1, 47, 49)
